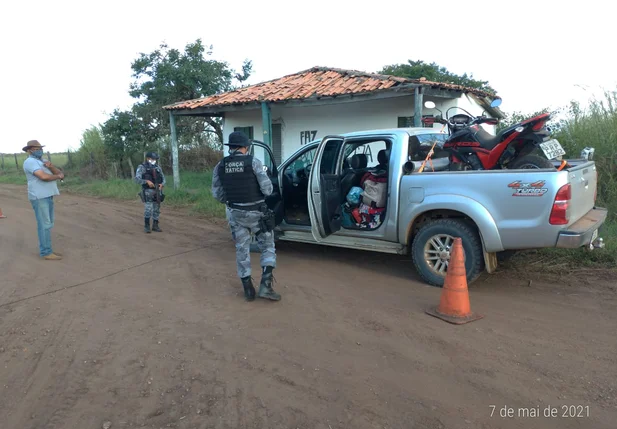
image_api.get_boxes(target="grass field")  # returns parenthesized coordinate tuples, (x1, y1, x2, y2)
(0, 167, 225, 219)
(0, 152, 70, 171)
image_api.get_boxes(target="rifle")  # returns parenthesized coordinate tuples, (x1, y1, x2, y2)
(256, 203, 275, 236)
(152, 167, 160, 204)
(151, 167, 165, 203)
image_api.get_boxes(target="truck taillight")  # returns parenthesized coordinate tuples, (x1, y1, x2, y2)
(594, 170, 598, 203)
(549, 184, 571, 225)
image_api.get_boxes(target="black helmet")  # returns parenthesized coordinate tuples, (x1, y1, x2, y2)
(224, 131, 251, 148)
(145, 151, 160, 160)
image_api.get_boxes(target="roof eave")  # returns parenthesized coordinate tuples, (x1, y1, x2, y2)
(165, 84, 428, 115)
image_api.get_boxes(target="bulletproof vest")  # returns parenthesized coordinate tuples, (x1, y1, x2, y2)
(218, 154, 264, 204)
(141, 163, 163, 189)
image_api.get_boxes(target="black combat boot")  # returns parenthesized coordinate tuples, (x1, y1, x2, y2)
(152, 219, 162, 232)
(241, 276, 256, 301)
(258, 266, 281, 301)
(144, 217, 151, 233)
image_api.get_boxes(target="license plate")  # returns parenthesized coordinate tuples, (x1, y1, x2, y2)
(539, 139, 566, 160)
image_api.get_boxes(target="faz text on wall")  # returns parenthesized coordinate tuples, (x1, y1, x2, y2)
(300, 130, 318, 145)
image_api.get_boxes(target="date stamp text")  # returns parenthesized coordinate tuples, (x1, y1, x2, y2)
(490, 404, 590, 419)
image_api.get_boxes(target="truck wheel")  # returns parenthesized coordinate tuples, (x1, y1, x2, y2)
(411, 218, 484, 287)
(508, 154, 555, 169)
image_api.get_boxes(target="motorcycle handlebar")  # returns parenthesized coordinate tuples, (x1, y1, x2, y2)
(430, 113, 498, 129)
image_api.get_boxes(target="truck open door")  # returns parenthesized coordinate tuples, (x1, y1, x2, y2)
(249, 140, 284, 226)
(307, 136, 345, 241)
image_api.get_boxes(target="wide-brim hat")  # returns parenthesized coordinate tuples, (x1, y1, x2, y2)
(223, 131, 250, 147)
(22, 139, 45, 152)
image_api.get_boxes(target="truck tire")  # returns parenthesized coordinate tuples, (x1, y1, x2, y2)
(411, 218, 484, 287)
(508, 154, 554, 169)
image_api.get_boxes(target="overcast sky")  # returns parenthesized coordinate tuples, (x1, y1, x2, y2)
(1, 0, 615, 153)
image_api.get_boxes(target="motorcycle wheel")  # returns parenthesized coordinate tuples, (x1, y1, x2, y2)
(508, 154, 555, 170)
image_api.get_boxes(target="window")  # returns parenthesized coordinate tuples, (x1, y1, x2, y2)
(287, 146, 316, 175)
(320, 140, 343, 174)
(233, 126, 254, 139)
(421, 115, 434, 128)
(408, 133, 449, 161)
(398, 116, 435, 128)
(398, 116, 413, 128)
(343, 139, 389, 169)
(272, 123, 282, 164)
(283, 140, 341, 178)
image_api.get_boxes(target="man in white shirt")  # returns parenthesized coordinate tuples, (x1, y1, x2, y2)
(22, 140, 64, 260)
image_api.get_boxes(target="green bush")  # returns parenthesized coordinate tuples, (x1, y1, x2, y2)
(554, 90, 617, 220)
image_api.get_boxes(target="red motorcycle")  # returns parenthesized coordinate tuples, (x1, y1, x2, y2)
(422, 99, 565, 170)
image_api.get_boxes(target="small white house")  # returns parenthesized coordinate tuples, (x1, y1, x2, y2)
(164, 66, 503, 166)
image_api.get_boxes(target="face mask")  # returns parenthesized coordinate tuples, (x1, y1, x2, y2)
(31, 150, 44, 159)
(148, 160, 156, 165)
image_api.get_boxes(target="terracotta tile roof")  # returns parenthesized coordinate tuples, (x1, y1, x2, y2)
(163, 66, 496, 111)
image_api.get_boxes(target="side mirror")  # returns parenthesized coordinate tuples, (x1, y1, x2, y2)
(424, 101, 436, 109)
(403, 161, 415, 174)
(490, 98, 502, 108)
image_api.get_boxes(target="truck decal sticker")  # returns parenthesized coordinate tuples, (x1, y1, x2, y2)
(508, 180, 548, 197)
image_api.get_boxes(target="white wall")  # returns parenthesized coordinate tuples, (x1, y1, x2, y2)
(222, 93, 492, 165)
(222, 109, 266, 163)
(272, 96, 416, 161)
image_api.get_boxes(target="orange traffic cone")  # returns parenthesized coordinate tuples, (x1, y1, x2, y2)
(0, 207, 6, 219)
(426, 237, 483, 324)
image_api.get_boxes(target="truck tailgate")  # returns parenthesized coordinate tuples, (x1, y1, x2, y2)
(567, 162, 597, 224)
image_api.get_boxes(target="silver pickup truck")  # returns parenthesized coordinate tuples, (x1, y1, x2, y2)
(250, 127, 607, 286)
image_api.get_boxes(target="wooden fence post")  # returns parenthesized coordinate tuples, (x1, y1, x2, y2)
(47, 151, 52, 163)
(90, 152, 94, 177)
(127, 155, 135, 180)
(1, 153, 4, 170)
(14, 154, 19, 172)
(67, 149, 72, 166)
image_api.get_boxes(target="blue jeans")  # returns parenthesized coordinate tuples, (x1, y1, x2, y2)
(30, 197, 54, 257)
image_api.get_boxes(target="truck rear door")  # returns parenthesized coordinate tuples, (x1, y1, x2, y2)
(566, 162, 598, 224)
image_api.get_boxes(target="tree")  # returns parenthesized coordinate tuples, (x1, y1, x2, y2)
(128, 39, 252, 146)
(76, 126, 108, 178)
(100, 109, 148, 175)
(379, 60, 496, 94)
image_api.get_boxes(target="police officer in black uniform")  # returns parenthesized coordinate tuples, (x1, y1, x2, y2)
(134, 152, 166, 233)
(211, 131, 280, 302)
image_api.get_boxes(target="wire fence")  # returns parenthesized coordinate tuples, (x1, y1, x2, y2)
(1, 146, 222, 181)
(0, 151, 70, 172)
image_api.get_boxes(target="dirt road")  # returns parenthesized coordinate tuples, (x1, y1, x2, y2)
(0, 184, 615, 429)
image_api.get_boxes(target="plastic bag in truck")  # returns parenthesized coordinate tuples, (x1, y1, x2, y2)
(362, 179, 387, 208)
